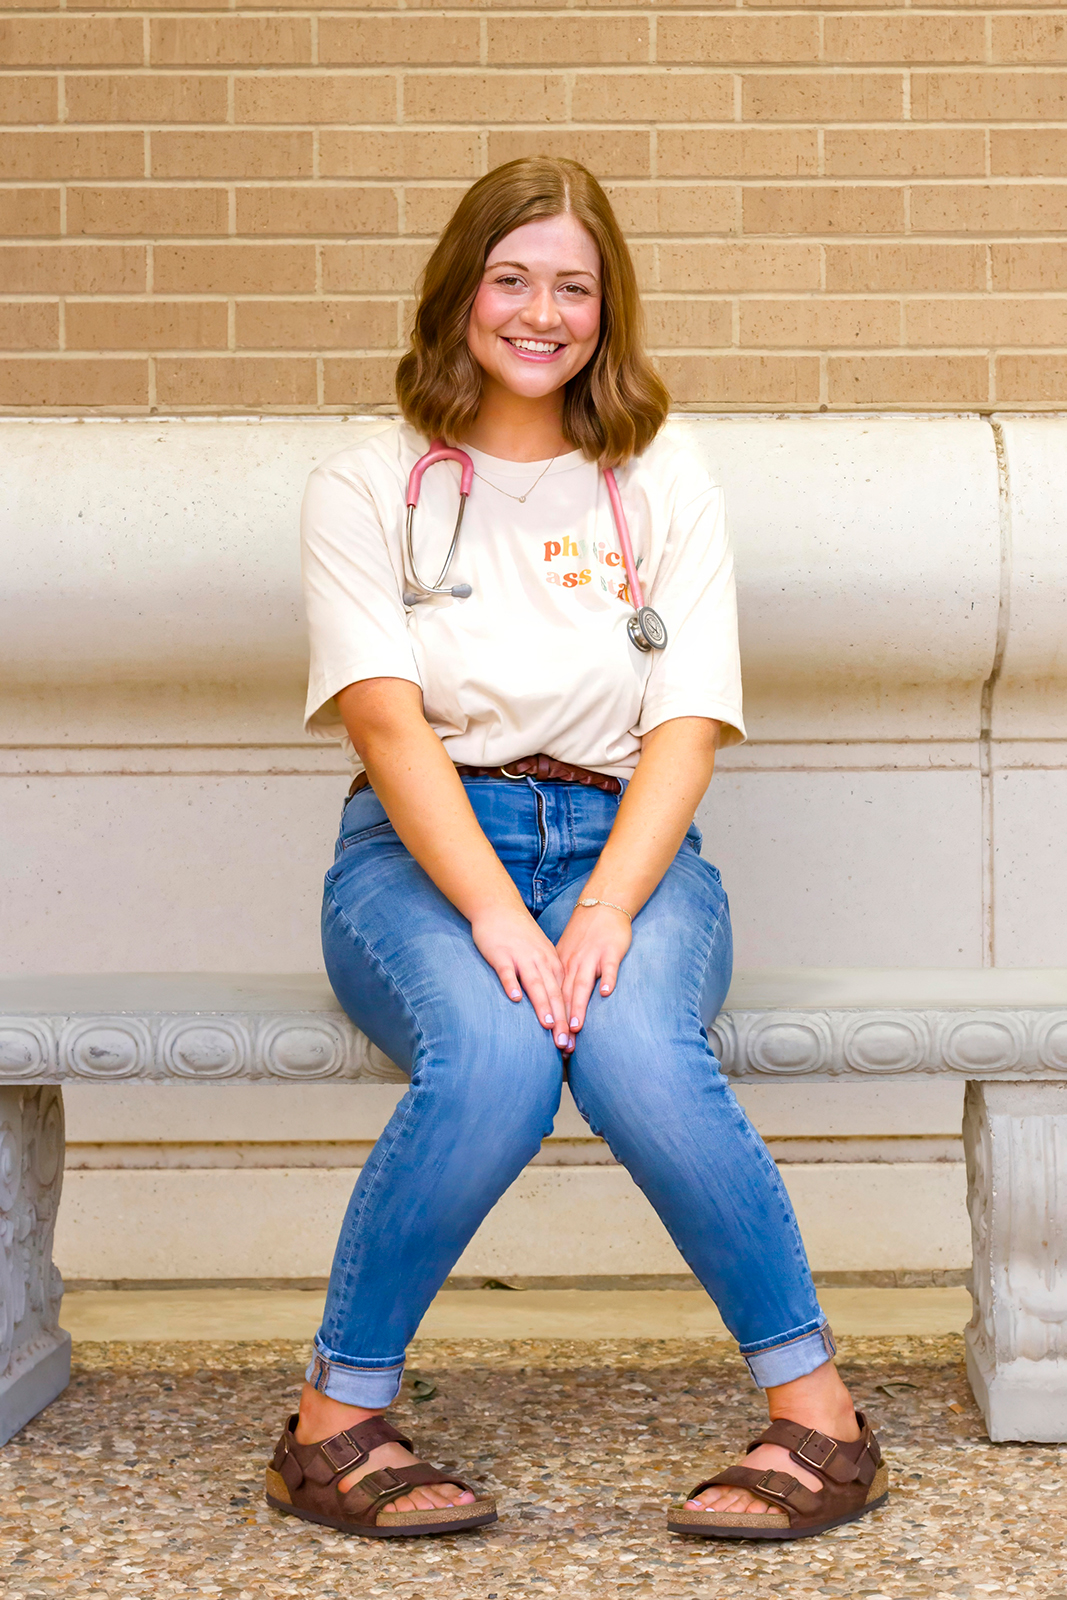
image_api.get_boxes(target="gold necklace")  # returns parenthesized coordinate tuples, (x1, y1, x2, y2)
(473, 453, 558, 504)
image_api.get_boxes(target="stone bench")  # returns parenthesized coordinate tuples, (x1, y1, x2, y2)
(2, 968, 1065, 1447)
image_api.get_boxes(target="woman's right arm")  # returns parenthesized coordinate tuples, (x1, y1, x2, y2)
(336, 677, 572, 1050)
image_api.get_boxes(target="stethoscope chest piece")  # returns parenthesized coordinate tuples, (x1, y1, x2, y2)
(627, 605, 668, 653)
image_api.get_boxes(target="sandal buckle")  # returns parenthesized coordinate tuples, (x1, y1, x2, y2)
(754, 1470, 795, 1497)
(793, 1428, 837, 1470)
(320, 1430, 369, 1475)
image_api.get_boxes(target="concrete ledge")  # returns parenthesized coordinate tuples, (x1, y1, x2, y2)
(53, 1160, 971, 1283)
(3, 969, 1067, 1085)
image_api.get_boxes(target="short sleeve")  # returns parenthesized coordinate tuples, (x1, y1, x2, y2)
(301, 455, 422, 742)
(635, 470, 746, 747)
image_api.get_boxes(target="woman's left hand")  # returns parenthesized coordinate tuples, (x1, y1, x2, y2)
(556, 902, 632, 1041)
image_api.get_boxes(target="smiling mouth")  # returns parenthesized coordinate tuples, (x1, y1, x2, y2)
(504, 337, 564, 355)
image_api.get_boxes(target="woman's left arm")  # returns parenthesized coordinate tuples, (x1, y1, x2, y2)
(557, 714, 720, 1032)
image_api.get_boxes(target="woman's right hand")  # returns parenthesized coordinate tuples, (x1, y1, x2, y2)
(470, 904, 574, 1052)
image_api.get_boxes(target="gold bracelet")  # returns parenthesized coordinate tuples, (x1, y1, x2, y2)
(576, 896, 633, 923)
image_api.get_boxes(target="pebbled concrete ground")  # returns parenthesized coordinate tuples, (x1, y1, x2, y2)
(1, 1335, 1065, 1599)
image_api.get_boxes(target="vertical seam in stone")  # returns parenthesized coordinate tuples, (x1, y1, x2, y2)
(980, 418, 1012, 969)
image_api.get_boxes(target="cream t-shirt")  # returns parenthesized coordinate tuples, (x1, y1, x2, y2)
(301, 420, 745, 781)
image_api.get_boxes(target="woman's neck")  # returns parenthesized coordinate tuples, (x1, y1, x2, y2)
(460, 379, 569, 463)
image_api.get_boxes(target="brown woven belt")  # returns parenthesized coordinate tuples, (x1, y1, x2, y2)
(347, 753, 622, 801)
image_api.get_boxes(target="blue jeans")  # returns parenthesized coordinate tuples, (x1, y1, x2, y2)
(311, 777, 831, 1408)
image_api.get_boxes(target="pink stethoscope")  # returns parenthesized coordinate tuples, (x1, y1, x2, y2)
(402, 441, 667, 653)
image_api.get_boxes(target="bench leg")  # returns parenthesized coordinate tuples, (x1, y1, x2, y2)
(0, 1086, 71, 1446)
(964, 1080, 1067, 1443)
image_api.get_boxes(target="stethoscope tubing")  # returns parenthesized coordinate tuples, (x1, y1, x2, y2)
(402, 440, 666, 651)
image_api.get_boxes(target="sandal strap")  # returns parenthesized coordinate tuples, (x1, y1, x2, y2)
(273, 1413, 414, 1490)
(749, 1414, 879, 1488)
(690, 1465, 823, 1516)
(340, 1463, 477, 1524)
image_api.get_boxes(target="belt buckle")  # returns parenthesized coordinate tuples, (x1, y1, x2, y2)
(499, 763, 528, 781)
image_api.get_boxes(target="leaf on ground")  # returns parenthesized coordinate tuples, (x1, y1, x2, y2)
(876, 1380, 922, 1398)
(411, 1379, 438, 1404)
(482, 1278, 524, 1291)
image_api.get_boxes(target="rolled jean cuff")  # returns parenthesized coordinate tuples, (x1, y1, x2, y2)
(306, 1337, 404, 1409)
(740, 1321, 836, 1390)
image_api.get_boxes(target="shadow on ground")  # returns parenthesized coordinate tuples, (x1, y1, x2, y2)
(1, 1335, 1065, 1598)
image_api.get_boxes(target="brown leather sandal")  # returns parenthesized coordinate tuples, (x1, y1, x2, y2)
(668, 1411, 888, 1541)
(265, 1414, 498, 1538)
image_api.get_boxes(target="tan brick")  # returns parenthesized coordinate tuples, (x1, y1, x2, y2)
(486, 128, 651, 178)
(67, 186, 228, 237)
(644, 298, 732, 348)
(658, 353, 820, 405)
(827, 354, 989, 406)
(0, 244, 145, 294)
(657, 15, 819, 64)
(0, 76, 58, 123)
(405, 74, 565, 124)
(572, 70, 732, 123)
(996, 354, 1067, 403)
(322, 240, 432, 294)
(0, 17, 142, 66)
(0, 132, 143, 181)
(659, 241, 821, 292)
(826, 243, 985, 292)
(153, 132, 313, 180)
(824, 15, 985, 63)
(743, 73, 904, 121)
(322, 131, 479, 180)
(992, 15, 1067, 64)
(991, 129, 1067, 177)
(153, 244, 315, 294)
(155, 355, 317, 407)
(824, 129, 985, 178)
(911, 72, 1067, 121)
(234, 74, 396, 125)
(402, 185, 470, 236)
(0, 357, 148, 406)
(992, 243, 1067, 290)
(744, 186, 904, 235)
(486, 16, 648, 65)
(150, 18, 311, 67)
(323, 355, 398, 405)
(0, 303, 59, 351)
(740, 298, 901, 347)
(66, 74, 228, 125)
(320, 16, 479, 65)
(237, 186, 397, 237)
(0, 189, 60, 237)
(605, 183, 738, 235)
(65, 300, 228, 350)
(911, 184, 1067, 234)
(906, 297, 1067, 347)
(236, 299, 397, 350)
(658, 128, 818, 178)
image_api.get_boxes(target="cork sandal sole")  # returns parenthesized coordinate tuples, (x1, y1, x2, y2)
(266, 1467, 498, 1539)
(668, 1462, 889, 1542)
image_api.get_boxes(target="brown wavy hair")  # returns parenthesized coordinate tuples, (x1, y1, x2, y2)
(395, 158, 670, 467)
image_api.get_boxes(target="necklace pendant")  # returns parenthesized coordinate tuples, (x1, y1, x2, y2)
(518, 495, 526, 503)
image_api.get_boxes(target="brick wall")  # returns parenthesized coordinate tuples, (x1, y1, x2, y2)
(1, 3, 1064, 414)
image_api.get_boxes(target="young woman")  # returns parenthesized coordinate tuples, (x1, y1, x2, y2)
(265, 158, 888, 1542)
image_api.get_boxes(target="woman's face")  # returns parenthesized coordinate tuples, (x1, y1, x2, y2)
(466, 213, 602, 402)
